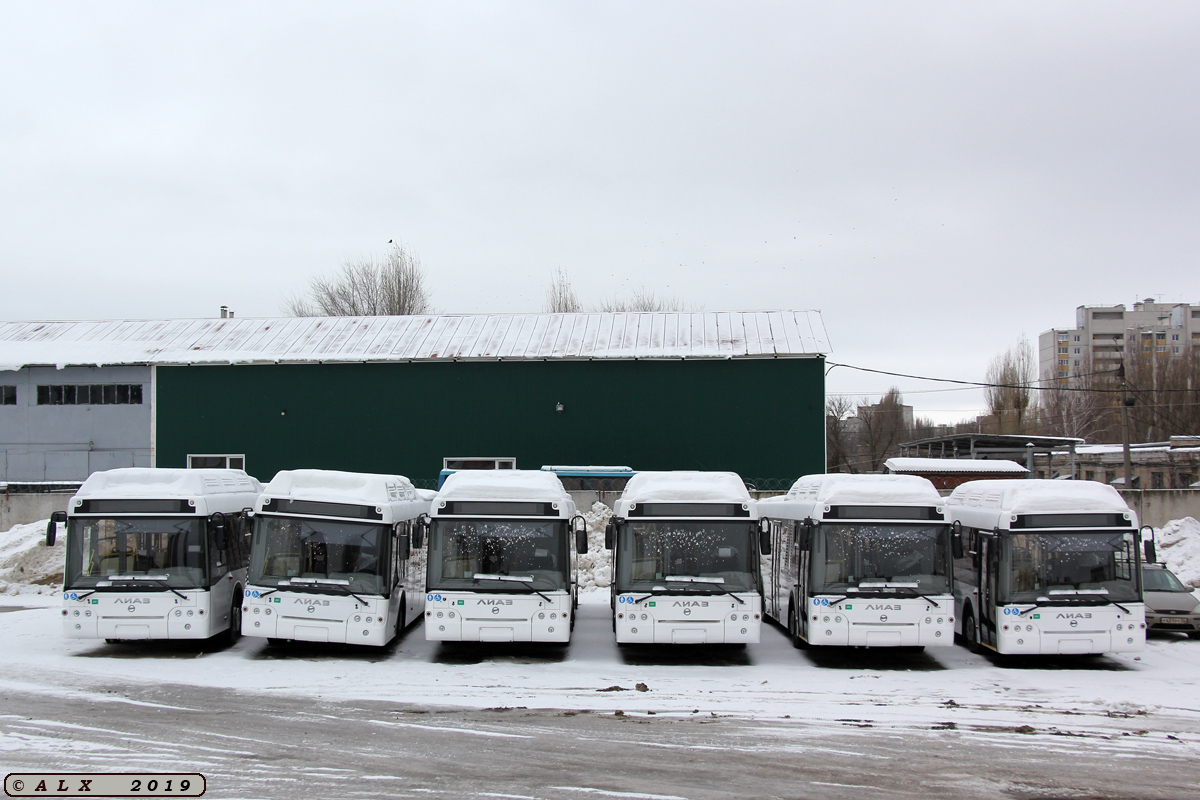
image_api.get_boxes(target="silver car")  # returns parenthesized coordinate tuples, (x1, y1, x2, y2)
(1142, 564, 1200, 639)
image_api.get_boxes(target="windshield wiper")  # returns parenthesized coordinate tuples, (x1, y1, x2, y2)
(109, 575, 186, 600)
(1034, 591, 1132, 616)
(472, 573, 553, 604)
(664, 575, 745, 605)
(287, 578, 370, 606)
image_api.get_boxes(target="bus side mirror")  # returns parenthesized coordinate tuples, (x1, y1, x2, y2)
(951, 520, 964, 559)
(604, 521, 615, 550)
(758, 525, 772, 556)
(396, 528, 411, 561)
(572, 515, 588, 554)
(1141, 525, 1156, 564)
(798, 520, 812, 550)
(46, 510, 66, 546)
(412, 525, 424, 550)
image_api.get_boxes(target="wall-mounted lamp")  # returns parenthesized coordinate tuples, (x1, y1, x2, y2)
(555, 402, 564, 413)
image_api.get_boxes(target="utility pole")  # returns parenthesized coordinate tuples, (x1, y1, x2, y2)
(1118, 362, 1133, 488)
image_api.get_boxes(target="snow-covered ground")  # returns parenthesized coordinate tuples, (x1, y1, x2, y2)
(3, 513, 1200, 752)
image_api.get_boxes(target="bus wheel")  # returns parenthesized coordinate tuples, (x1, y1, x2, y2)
(788, 604, 806, 649)
(394, 597, 406, 640)
(223, 596, 242, 647)
(962, 610, 981, 654)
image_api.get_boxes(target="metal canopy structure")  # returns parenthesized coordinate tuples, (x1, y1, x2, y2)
(0, 311, 830, 370)
(898, 433, 1085, 477)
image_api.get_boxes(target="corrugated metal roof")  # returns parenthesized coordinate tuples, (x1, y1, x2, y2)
(0, 311, 829, 370)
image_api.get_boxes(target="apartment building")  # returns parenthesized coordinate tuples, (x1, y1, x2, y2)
(1038, 299, 1200, 385)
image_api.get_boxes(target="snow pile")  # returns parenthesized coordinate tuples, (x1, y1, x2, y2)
(574, 502, 613, 595)
(1156, 517, 1200, 588)
(0, 520, 63, 595)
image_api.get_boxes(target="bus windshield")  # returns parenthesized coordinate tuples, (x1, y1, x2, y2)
(812, 523, 951, 595)
(1005, 530, 1139, 604)
(615, 520, 758, 593)
(250, 516, 389, 595)
(427, 518, 568, 592)
(65, 517, 207, 589)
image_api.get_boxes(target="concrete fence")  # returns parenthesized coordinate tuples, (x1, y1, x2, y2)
(1, 484, 78, 532)
(1118, 489, 1200, 529)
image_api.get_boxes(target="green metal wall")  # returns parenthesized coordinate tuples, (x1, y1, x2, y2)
(155, 358, 824, 488)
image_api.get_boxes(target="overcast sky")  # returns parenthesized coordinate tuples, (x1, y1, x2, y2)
(2, 2, 1198, 423)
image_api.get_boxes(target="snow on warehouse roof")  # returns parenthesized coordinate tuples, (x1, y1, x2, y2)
(946, 479, 1132, 516)
(436, 470, 573, 505)
(616, 471, 753, 513)
(0, 311, 829, 370)
(884, 457, 1028, 475)
(262, 469, 418, 504)
(77, 468, 262, 498)
(783, 473, 943, 506)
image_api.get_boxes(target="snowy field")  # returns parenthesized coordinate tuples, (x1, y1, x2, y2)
(4, 515, 1200, 798)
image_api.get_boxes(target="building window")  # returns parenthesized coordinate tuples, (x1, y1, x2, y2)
(1152, 472, 1165, 490)
(1085, 470, 1095, 482)
(1106, 470, 1117, 484)
(1073, 348, 1080, 354)
(187, 454, 246, 470)
(1172, 334, 1180, 341)
(1074, 335, 1080, 342)
(1058, 347, 1068, 354)
(36, 384, 143, 405)
(1180, 473, 1196, 488)
(1, 386, 14, 405)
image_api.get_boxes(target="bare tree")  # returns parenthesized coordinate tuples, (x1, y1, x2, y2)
(544, 267, 581, 313)
(286, 242, 432, 317)
(857, 387, 909, 472)
(984, 335, 1037, 434)
(826, 395, 858, 473)
(595, 286, 686, 312)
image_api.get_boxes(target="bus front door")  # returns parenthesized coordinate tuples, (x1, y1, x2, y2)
(980, 535, 999, 649)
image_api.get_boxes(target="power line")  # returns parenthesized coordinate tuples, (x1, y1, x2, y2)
(825, 361, 1198, 395)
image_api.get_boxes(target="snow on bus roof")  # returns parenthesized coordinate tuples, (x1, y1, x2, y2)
(262, 469, 418, 505)
(884, 457, 1028, 475)
(0, 311, 829, 370)
(436, 470, 573, 503)
(617, 471, 752, 508)
(781, 473, 942, 506)
(946, 479, 1132, 515)
(76, 468, 262, 499)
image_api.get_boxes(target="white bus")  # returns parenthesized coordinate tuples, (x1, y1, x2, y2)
(242, 470, 431, 646)
(56, 468, 262, 644)
(759, 474, 956, 649)
(947, 479, 1146, 656)
(424, 470, 587, 643)
(608, 472, 767, 645)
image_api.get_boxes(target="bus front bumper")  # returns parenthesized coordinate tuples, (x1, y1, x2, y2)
(63, 590, 212, 640)
(615, 594, 761, 644)
(242, 589, 392, 646)
(424, 591, 572, 642)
